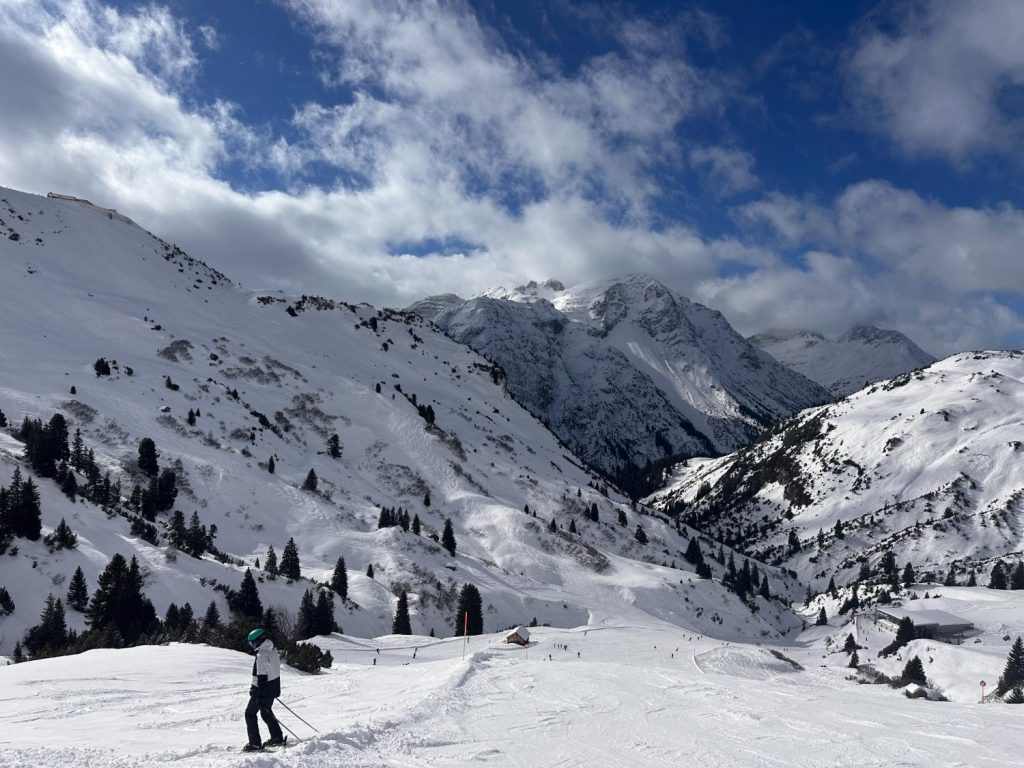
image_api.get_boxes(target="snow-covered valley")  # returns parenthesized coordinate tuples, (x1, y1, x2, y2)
(1, 187, 1024, 767)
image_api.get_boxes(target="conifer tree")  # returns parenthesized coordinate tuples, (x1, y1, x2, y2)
(943, 566, 958, 587)
(412, 514, 421, 536)
(295, 589, 316, 640)
(454, 583, 483, 636)
(901, 655, 927, 686)
(280, 537, 301, 580)
(548, 517, 557, 533)
(902, 562, 916, 587)
(843, 633, 858, 653)
(15, 476, 42, 540)
(634, 525, 648, 545)
(684, 537, 703, 565)
(1011, 562, 1024, 591)
(989, 562, 1008, 590)
(826, 576, 837, 597)
(66, 566, 89, 611)
(264, 545, 278, 576)
(203, 600, 221, 628)
(331, 556, 348, 600)
(231, 568, 263, 620)
(997, 636, 1024, 695)
(880, 616, 916, 657)
(44, 518, 78, 550)
(138, 438, 159, 477)
(24, 594, 69, 655)
(366, 563, 374, 579)
(392, 591, 412, 635)
(967, 569, 978, 586)
(617, 509, 627, 527)
(849, 650, 859, 668)
(267, 456, 275, 474)
(787, 529, 801, 553)
(569, 518, 577, 534)
(758, 577, 771, 600)
(815, 607, 828, 626)
(86, 554, 157, 644)
(302, 468, 318, 492)
(327, 434, 342, 459)
(0, 586, 14, 615)
(442, 518, 457, 556)
(315, 590, 337, 635)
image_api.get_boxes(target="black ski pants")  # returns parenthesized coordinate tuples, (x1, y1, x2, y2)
(245, 687, 283, 746)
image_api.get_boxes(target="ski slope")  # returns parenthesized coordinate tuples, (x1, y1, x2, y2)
(0, 620, 1021, 767)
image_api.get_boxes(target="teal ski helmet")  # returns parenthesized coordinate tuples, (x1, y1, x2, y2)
(247, 628, 266, 646)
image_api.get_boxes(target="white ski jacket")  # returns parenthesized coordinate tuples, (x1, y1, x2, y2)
(251, 639, 281, 697)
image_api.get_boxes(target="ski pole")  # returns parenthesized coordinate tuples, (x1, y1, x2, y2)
(276, 698, 320, 733)
(276, 717, 302, 743)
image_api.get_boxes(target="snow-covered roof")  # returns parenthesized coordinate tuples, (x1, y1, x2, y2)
(506, 626, 530, 640)
(877, 607, 973, 629)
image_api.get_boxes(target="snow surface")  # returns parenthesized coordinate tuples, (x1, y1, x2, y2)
(750, 326, 935, 397)
(2, 620, 1023, 767)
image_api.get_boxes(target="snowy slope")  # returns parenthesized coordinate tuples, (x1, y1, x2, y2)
(648, 351, 1024, 589)
(412, 275, 827, 490)
(1, 620, 1021, 767)
(751, 325, 935, 397)
(0, 186, 804, 654)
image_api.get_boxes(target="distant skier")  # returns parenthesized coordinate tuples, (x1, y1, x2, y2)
(243, 628, 285, 752)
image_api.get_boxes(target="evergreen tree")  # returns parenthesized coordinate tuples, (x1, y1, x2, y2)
(44, 518, 78, 550)
(315, 590, 337, 635)
(154, 469, 177, 512)
(85, 554, 157, 645)
(849, 650, 859, 668)
(423, 491, 431, 508)
(880, 616, 916, 657)
(203, 600, 221, 628)
(1012, 562, 1024, 591)
(684, 537, 703, 565)
(331, 556, 348, 600)
(412, 514, 421, 536)
(858, 561, 872, 582)
(943, 566, 958, 587)
(71, 428, 84, 470)
(265, 545, 278, 575)
(280, 538, 301, 580)
(843, 633, 858, 653)
(167, 510, 186, 549)
(138, 438, 159, 477)
(826, 576, 837, 597)
(24, 594, 69, 655)
(327, 434, 342, 459)
(901, 656, 927, 686)
(267, 456, 275, 474)
(997, 636, 1024, 695)
(548, 517, 557, 533)
(302, 468, 318, 492)
(634, 525, 648, 545)
(815, 607, 828, 626)
(989, 562, 1008, 590)
(902, 562, 916, 587)
(787, 529, 801, 553)
(15, 476, 42, 540)
(568, 518, 577, 534)
(833, 519, 845, 539)
(1007, 687, 1024, 704)
(262, 607, 283, 647)
(392, 591, 412, 635)
(60, 467, 77, 500)
(967, 569, 978, 587)
(0, 586, 14, 615)
(366, 563, 374, 579)
(758, 577, 771, 600)
(294, 589, 316, 640)
(454, 583, 483, 636)
(165, 603, 181, 631)
(12, 641, 23, 663)
(231, 568, 263, 620)
(66, 566, 89, 611)
(617, 509, 627, 527)
(186, 409, 196, 426)
(442, 518, 457, 556)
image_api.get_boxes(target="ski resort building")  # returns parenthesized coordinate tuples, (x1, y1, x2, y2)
(504, 627, 530, 646)
(875, 607, 974, 642)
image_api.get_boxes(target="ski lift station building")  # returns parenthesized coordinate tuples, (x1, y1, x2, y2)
(876, 607, 974, 640)
(504, 627, 530, 646)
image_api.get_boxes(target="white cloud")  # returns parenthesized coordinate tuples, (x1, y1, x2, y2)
(197, 24, 219, 51)
(688, 145, 758, 197)
(844, 0, 1024, 163)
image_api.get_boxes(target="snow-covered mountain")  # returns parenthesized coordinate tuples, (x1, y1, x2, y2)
(750, 325, 935, 397)
(647, 351, 1024, 590)
(411, 276, 828, 493)
(0, 187, 806, 656)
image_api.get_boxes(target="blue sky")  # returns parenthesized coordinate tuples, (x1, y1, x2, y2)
(2, 0, 1024, 353)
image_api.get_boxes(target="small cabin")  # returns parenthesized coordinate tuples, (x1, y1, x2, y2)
(504, 626, 530, 646)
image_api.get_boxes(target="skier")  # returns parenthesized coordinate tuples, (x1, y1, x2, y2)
(243, 628, 285, 752)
